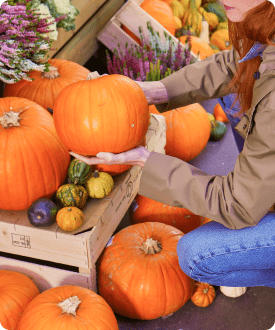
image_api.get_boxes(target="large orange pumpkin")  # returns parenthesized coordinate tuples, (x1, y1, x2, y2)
(162, 104, 211, 161)
(180, 36, 215, 60)
(130, 194, 203, 233)
(123, 0, 176, 45)
(0, 270, 40, 330)
(3, 59, 90, 110)
(17, 285, 119, 330)
(97, 222, 195, 320)
(0, 97, 70, 210)
(53, 74, 150, 156)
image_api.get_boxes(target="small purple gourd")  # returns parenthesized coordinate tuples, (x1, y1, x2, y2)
(27, 198, 59, 227)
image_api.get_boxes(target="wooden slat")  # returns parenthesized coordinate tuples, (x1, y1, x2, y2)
(52, 0, 125, 65)
(47, 0, 108, 59)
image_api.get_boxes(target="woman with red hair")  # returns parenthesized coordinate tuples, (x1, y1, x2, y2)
(71, 1, 275, 293)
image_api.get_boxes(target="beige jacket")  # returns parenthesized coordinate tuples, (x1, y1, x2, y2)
(139, 44, 275, 229)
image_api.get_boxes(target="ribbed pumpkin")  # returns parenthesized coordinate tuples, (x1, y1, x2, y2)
(122, 0, 176, 45)
(0, 97, 70, 211)
(53, 74, 149, 156)
(130, 194, 203, 233)
(162, 104, 211, 162)
(180, 35, 215, 60)
(97, 222, 195, 320)
(17, 285, 119, 330)
(210, 29, 232, 51)
(56, 207, 84, 232)
(0, 270, 40, 330)
(191, 282, 216, 307)
(3, 59, 90, 110)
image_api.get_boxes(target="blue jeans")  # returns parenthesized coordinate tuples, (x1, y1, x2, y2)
(177, 212, 275, 287)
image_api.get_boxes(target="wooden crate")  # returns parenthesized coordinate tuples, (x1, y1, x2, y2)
(0, 113, 166, 292)
(97, 0, 205, 59)
(49, 0, 125, 65)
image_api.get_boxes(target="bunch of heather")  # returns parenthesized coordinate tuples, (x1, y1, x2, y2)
(106, 22, 200, 81)
(0, 0, 66, 83)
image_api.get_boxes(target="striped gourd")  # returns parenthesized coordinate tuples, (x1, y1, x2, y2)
(68, 158, 92, 184)
(55, 184, 88, 209)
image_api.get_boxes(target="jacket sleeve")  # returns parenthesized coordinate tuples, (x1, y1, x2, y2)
(155, 46, 239, 113)
(139, 92, 275, 229)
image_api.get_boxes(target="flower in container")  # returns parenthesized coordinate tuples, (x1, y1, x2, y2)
(106, 22, 200, 82)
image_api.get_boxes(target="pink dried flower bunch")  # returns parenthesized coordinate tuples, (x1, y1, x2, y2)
(106, 22, 200, 81)
(0, 0, 66, 83)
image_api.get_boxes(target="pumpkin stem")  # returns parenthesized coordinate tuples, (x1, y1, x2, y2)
(57, 296, 81, 316)
(0, 110, 22, 128)
(86, 71, 101, 80)
(141, 238, 162, 254)
(93, 170, 100, 178)
(42, 65, 60, 79)
(203, 288, 209, 294)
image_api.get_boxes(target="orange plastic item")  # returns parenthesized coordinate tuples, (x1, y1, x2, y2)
(213, 103, 229, 123)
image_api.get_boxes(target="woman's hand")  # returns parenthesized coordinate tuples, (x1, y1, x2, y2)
(69, 145, 151, 168)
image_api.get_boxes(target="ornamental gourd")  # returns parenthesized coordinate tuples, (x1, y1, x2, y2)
(85, 170, 114, 198)
(210, 29, 232, 51)
(3, 59, 90, 110)
(0, 270, 40, 330)
(56, 207, 84, 232)
(130, 194, 203, 233)
(55, 184, 88, 209)
(0, 97, 70, 211)
(17, 285, 119, 330)
(53, 74, 149, 156)
(162, 104, 211, 162)
(97, 222, 195, 320)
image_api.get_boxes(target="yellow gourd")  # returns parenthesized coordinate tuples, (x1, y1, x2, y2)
(210, 29, 232, 51)
(174, 15, 183, 29)
(217, 21, 228, 30)
(198, 7, 219, 31)
(182, 7, 203, 36)
(170, 1, 185, 18)
(85, 170, 114, 198)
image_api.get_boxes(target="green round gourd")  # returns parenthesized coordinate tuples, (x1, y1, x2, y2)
(85, 170, 114, 199)
(210, 120, 227, 141)
(68, 158, 92, 184)
(55, 184, 88, 209)
(175, 27, 197, 39)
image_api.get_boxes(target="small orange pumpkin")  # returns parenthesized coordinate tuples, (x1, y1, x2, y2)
(191, 281, 216, 307)
(149, 104, 160, 114)
(3, 59, 90, 110)
(17, 285, 119, 330)
(162, 104, 211, 162)
(213, 103, 229, 123)
(0, 270, 40, 330)
(130, 194, 203, 233)
(180, 35, 215, 60)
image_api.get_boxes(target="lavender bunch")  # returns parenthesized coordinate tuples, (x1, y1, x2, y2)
(106, 22, 200, 81)
(0, 0, 66, 83)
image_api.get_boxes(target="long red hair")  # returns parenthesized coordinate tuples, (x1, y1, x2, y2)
(223, 1, 275, 117)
